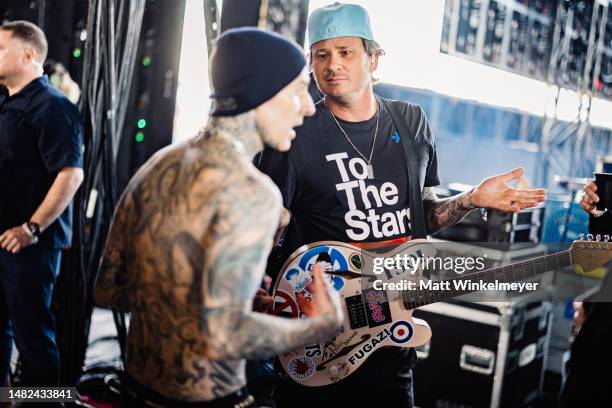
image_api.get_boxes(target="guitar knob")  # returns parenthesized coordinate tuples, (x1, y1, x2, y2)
(579, 234, 585, 241)
(329, 365, 339, 377)
(596, 234, 601, 242)
(587, 234, 594, 242)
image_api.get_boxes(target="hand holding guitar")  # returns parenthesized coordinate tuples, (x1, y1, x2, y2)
(253, 288, 274, 313)
(572, 301, 586, 338)
(580, 179, 606, 217)
(252, 275, 274, 312)
(471, 167, 547, 212)
(297, 261, 343, 326)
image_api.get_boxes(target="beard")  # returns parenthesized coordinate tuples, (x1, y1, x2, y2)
(326, 93, 352, 107)
(0, 71, 13, 85)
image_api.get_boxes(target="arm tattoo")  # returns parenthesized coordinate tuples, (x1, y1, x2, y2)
(202, 179, 339, 360)
(109, 121, 340, 400)
(422, 187, 474, 234)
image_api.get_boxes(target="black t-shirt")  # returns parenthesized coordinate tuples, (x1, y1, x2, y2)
(257, 97, 440, 379)
(0, 76, 83, 249)
(258, 97, 440, 256)
(589, 212, 612, 236)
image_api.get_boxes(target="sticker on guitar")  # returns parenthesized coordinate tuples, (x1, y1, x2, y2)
(270, 290, 299, 318)
(283, 246, 346, 295)
(287, 356, 316, 381)
(347, 321, 414, 366)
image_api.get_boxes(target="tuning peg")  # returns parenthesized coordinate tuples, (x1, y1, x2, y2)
(587, 234, 594, 241)
(604, 235, 610, 242)
(596, 234, 602, 242)
(579, 234, 585, 241)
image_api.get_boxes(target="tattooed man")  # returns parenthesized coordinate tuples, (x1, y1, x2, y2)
(257, 3, 547, 408)
(94, 28, 343, 407)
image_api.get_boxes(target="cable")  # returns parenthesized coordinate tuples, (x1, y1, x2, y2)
(54, 0, 146, 385)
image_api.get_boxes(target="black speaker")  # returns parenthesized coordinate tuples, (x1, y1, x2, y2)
(116, 0, 186, 192)
(220, 0, 309, 46)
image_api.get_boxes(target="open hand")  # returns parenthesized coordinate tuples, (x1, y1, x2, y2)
(471, 167, 546, 212)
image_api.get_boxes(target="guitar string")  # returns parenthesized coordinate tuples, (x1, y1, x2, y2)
(401, 246, 606, 307)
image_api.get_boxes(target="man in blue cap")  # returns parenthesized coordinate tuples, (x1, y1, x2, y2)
(258, 3, 547, 406)
(95, 27, 343, 407)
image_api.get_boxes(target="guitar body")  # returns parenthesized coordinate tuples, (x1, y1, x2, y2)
(271, 240, 434, 387)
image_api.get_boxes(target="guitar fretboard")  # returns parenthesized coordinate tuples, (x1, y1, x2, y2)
(402, 250, 572, 309)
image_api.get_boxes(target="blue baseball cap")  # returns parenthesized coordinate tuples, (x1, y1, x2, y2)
(308, 2, 376, 46)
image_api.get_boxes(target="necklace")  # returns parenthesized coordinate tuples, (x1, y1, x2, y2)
(327, 99, 380, 179)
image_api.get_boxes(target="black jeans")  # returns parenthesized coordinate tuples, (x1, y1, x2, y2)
(0, 247, 61, 386)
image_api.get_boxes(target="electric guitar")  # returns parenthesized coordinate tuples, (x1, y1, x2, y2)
(271, 236, 612, 387)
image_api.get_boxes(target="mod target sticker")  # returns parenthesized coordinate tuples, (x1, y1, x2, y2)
(389, 321, 414, 344)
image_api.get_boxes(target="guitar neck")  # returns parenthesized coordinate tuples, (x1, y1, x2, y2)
(402, 250, 573, 309)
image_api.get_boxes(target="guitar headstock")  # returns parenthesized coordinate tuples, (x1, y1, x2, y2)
(570, 234, 612, 273)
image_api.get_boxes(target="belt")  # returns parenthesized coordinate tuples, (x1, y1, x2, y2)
(351, 236, 411, 250)
(123, 375, 255, 408)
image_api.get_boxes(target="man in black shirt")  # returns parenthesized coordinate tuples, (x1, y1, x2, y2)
(257, 3, 547, 407)
(560, 179, 612, 407)
(0, 21, 83, 386)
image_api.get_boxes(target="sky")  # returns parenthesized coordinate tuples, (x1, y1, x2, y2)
(172, 0, 612, 143)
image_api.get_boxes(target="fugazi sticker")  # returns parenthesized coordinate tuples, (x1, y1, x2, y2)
(347, 320, 414, 366)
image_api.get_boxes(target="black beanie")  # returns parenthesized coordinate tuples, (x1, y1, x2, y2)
(209, 27, 306, 116)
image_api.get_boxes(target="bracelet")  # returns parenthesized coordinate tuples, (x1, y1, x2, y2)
(466, 189, 477, 210)
(466, 189, 488, 222)
(21, 222, 39, 245)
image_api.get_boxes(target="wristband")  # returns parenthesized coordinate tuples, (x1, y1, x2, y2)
(467, 189, 488, 222)
(22, 222, 40, 244)
(466, 189, 477, 210)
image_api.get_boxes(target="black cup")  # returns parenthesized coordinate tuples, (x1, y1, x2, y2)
(594, 172, 612, 212)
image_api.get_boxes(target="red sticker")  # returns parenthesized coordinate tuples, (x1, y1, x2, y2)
(270, 290, 299, 318)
